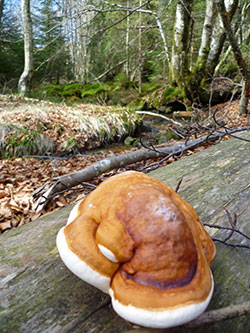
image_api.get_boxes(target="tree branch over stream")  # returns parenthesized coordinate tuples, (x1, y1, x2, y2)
(33, 127, 249, 212)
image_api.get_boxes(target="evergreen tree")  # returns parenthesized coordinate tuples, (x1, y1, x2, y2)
(0, 2, 24, 89)
(33, 0, 70, 84)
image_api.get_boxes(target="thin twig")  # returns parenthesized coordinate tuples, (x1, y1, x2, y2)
(204, 210, 250, 250)
(175, 178, 183, 193)
(212, 238, 250, 250)
(203, 223, 250, 242)
(223, 209, 237, 242)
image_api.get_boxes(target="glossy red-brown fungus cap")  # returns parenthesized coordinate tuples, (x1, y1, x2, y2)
(58, 171, 216, 327)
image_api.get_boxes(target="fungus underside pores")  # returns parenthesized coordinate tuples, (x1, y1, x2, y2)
(56, 171, 216, 329)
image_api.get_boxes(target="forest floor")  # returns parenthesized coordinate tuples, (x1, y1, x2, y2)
(0, 97, 249, 233)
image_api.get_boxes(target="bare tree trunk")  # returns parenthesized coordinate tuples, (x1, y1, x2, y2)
(198, 0, 216, 59)
(125, 0, 130, 79)
(216, 0, 250, 115)
(185, 0, 216, 100)
(239, 80, 249, 116)
(170, 0, 194, 87)
(206, 0, 238, 77)
(154, 13, 171, 66)
(214, 0, 248, 75)
(18, 0, 33, 96)
(138, 0, 143, 94)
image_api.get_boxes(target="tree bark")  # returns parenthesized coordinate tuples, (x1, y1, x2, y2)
(198, 0, 216, 59)
(214, 0, 248, 76)
(138, 0, 143, 94)
(239, 80, 249, 115)
(18, 0, 33, 96)
(185, 0, 216, 100)
(216, 0, 250, 115)
(154, 13, 171, 66)
(170, 0, 194, 87)
(206, 0, 238, 77)
(125, 0, 130, 79)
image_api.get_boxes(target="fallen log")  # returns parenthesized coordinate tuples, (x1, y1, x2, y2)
(33, 127, 250, 212)
(0, 131, 250, 332)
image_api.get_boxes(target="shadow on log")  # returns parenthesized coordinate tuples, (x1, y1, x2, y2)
(0, 132, 250, 332)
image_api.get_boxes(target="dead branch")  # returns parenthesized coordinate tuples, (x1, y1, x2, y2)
(185, 301, 250, 328)
(136, 110, 183, 127)
(125, 301, 250, 331)
(33, 127, 250, 212)
(213, 108, 250, 142)
(203, 209, 250, 250)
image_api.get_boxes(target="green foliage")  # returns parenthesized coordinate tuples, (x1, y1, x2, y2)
(45, 85, 65, 96)
(141, 83, 161, 93)
(81, 84, 110, 98)
(1, 0, 249, 99)
(63, 135, 80, 152)
(0, 124, 55, 158)
(113, 73, 133, 89)
(0, 4, 24, 89)
(35, 81, 137, 105)
(33, 0, 72, 84)
(161, 87, 184, 104)
(221, 61, 239, 78)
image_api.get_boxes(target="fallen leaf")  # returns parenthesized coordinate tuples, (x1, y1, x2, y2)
(0, 221, 11, 232)
(0, 191, 6, 199)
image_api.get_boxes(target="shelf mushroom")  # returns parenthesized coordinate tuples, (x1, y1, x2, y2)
(56, 171, 216, 328)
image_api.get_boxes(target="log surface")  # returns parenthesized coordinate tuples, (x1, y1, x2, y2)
(0, 132, 250, 333)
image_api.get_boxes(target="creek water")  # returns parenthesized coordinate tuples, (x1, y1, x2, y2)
(86, 112, 191, 156)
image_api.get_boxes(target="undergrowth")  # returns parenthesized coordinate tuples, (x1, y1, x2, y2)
(0, 123, 55, 158)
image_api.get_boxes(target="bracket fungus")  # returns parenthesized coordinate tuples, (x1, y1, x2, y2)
(56, 171, 216, 328)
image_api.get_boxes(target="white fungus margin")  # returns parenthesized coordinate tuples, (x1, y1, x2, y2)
(56, 227, 110, 294)
(66, 201, 81, 225)
(109, 277, 214, 329)
(98, 244, 119, 263)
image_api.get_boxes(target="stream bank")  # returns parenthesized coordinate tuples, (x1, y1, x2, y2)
(0, 96, 248, 233)
(0, 94, 192, 159)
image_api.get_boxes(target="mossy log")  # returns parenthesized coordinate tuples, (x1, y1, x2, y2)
(0, 132, 250, 333)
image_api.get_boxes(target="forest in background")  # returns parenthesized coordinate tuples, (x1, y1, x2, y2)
(1, 2, 250, 330)
(0, 0, 250, 231)
(0, 0, 249, 112)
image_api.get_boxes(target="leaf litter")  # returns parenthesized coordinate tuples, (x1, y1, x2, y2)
(0, 96, 249, 233)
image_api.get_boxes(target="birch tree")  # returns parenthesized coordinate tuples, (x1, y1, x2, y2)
(206, 0, 238, 76)
(185, 0, 216, 100)
(184, 0, 239, 102)
(138, 0, 143, 93)
(216, 0, 250, 115)
(18, 0, 33, 96)
(125, 0, 130, 79)
(169, 0, 194, 87)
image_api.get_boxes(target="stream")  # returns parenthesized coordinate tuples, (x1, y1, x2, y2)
(84, 111, 192, 156)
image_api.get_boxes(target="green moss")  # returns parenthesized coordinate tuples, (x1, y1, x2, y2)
(185, 56, 209, 101)
(81, 84, 110, 98)
(222, 62, 239, 78)
(113, 72, 132, 89)
(141, 82, 161, 93)
(158, 87, 185, 107)
(0, 124, 55, 158)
